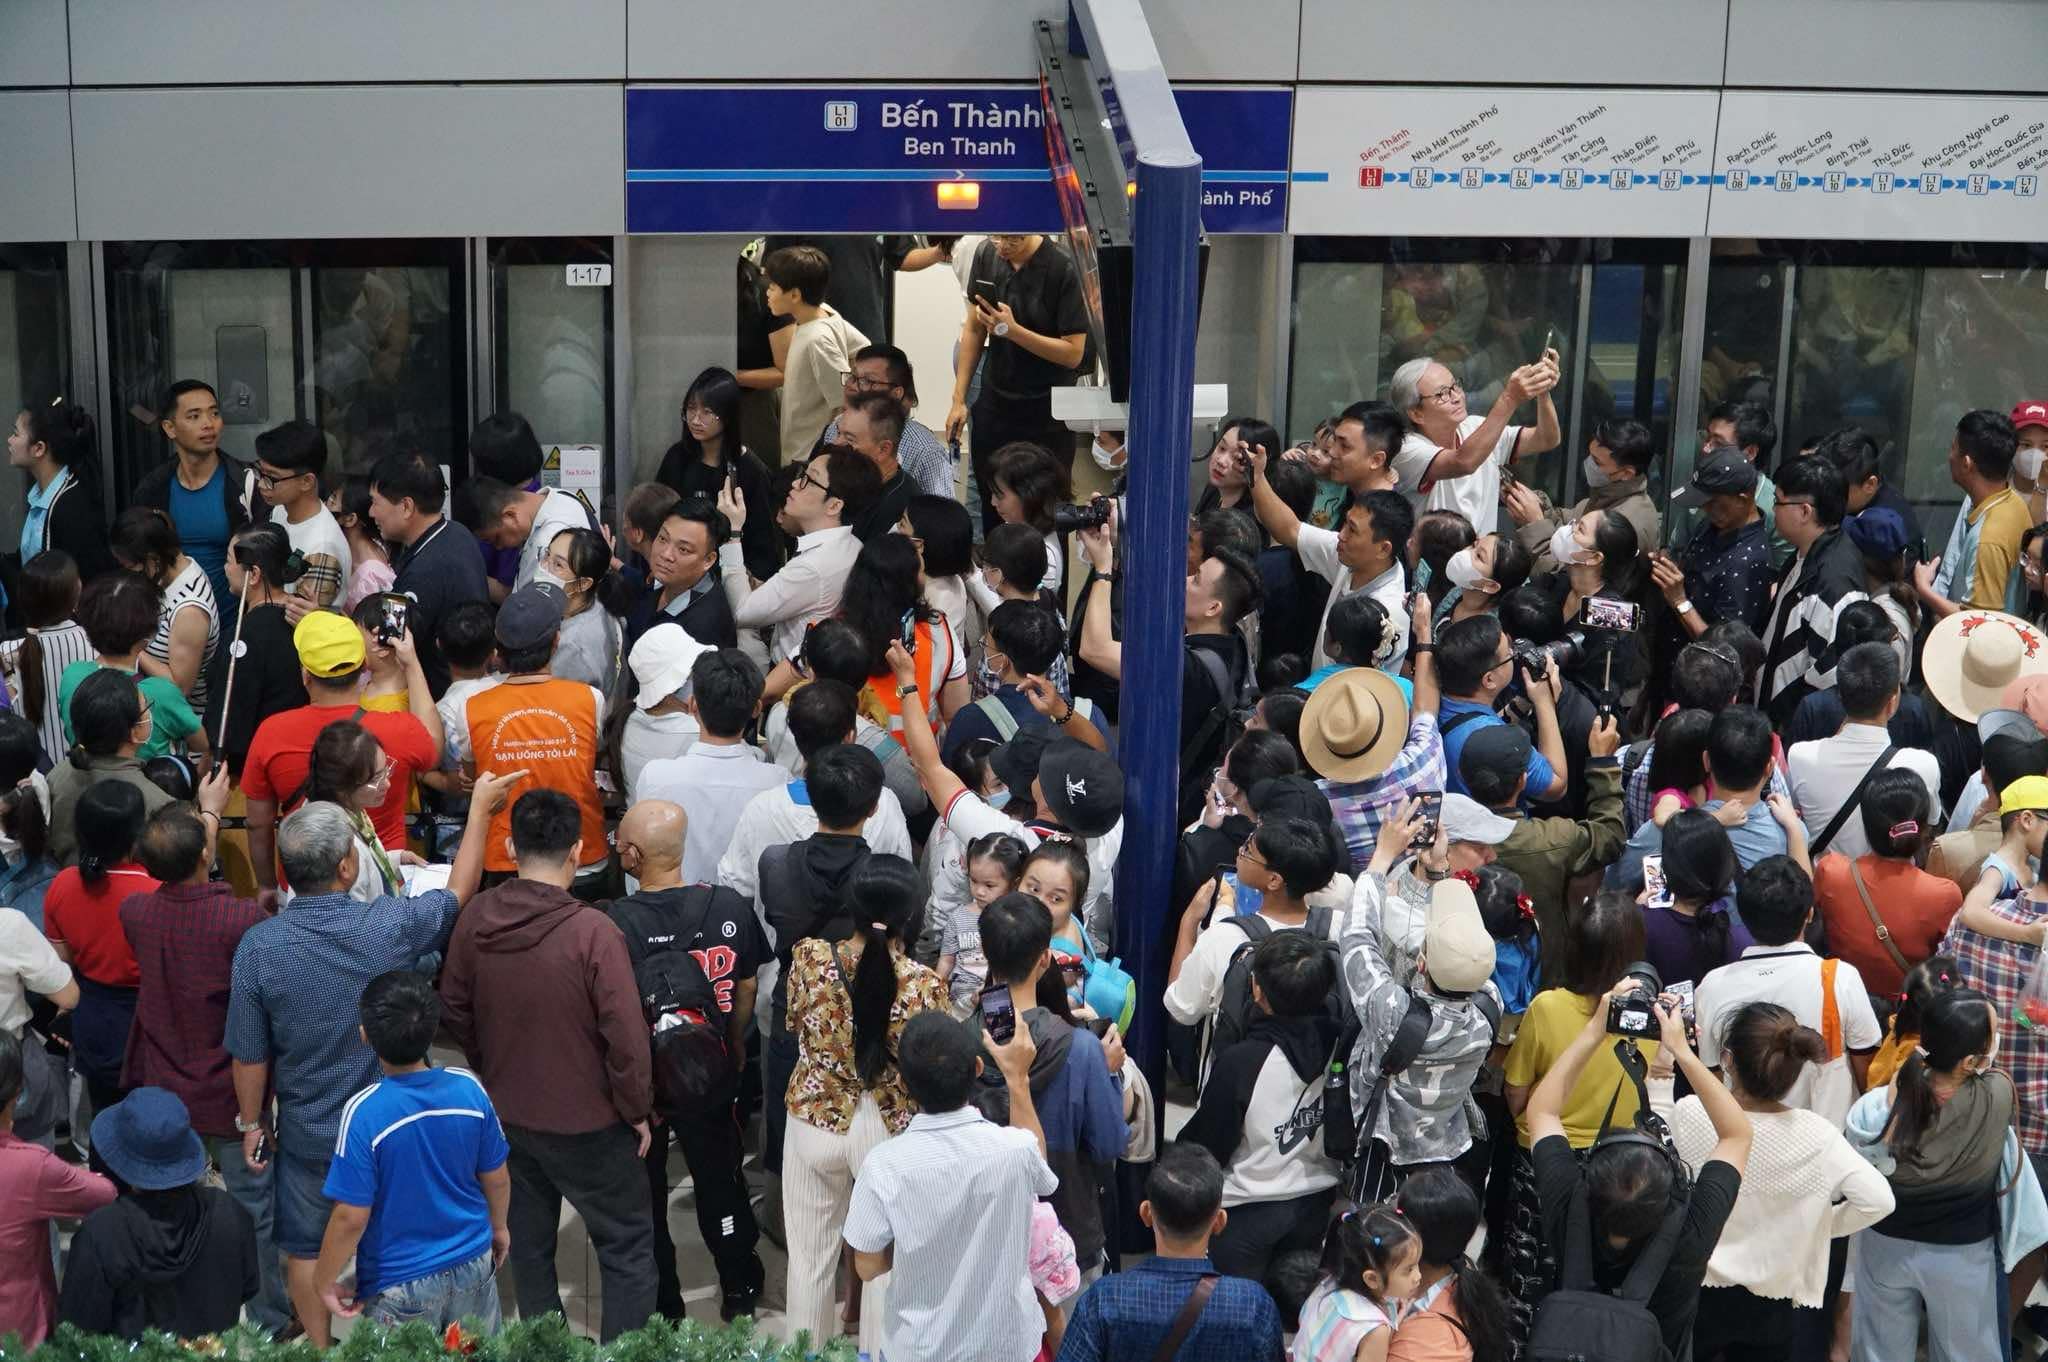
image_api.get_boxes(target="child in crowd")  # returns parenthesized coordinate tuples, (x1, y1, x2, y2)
(1293, 1204, 1422, 1362)
(1388, 1168, 1512, 1362)
(352, 594, 414, 713)
(1024, 838, 1093, 997)
(1867, 954, 1961, 1087)
(939, 831, 1025, 1015)
(330, 475, 395, 612)
(1027, 1200, 1081, 1362)
(419, 601, 501, 855)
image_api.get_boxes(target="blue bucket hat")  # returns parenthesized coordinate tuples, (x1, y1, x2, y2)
(91, 1087, 208, 1191)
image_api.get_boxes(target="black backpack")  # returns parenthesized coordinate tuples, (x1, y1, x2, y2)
(1524, 1187, 1686, 1362)
(1176, 644, 1257, 825)
(628, 888, 733, 1115)
(1207, 907, 1345, 1068)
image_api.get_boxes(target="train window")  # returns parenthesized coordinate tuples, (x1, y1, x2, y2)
(488, 238, 614, 502)
(0, 244, 72, 553)
(102, 240, 466, 500)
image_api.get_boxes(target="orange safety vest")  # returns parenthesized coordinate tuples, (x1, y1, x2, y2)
(464, 677, 607, 873)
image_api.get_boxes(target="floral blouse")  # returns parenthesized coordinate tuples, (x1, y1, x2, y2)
(785, 936, 947, 1135)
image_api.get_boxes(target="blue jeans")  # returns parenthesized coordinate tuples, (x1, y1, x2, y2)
(206, 1134, 292, 1335)
(273, 1146, 334, 1260)
(367, 1249, 502, 1334)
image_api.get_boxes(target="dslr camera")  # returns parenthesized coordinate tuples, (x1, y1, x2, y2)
(1052, 494, 1115, 535)
(1605, 961, 1665, 1038)
(1513, 633, 1582, 683)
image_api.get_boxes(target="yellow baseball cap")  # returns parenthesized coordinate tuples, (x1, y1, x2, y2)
(2000, 775, 2048, 817)
(293, 610, 366, 678)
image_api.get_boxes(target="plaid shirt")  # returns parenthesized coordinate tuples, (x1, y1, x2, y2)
(1057, 1255, 1282, 1362)
(1321, 711, 1445, 876)
(120, 882, 271, 1137)
(1943, 896, 2048, 1154)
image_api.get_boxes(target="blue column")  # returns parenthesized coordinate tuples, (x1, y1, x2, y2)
(1115, 149, 1202, 1086)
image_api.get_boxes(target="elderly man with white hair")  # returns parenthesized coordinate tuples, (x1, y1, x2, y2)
(1388, 348, 1563, 537)
(225, 768, 525, 1347)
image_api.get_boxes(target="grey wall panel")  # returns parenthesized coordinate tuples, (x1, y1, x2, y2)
(1141, 0, 1299, 82)
(1724, 0, 2048, 92)
(0, 93, 76, 242)
(629, 0, 1053, 80)
(72, 86, 624, 240)
(67, 0, 625, 85)
(1298, 0, 1728, 85)
(0, 1, 70, 87)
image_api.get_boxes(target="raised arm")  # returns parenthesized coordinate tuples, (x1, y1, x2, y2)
(1245, 443, 1303, 549)
(887, 639, 967, 810)
(1653, 996, 1752, 1173)
(1076, 512, 1121, 678)
(1019, 674, 1104, 752)
(1955, 861, 2047, 945)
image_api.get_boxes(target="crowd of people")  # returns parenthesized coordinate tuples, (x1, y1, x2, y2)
(3, 231, 2048, 1362)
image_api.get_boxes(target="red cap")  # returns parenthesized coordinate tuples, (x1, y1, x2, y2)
(2013, 400, 2048, 432)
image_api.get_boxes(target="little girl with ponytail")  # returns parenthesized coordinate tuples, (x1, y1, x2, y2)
(1293, 1204, 1421, 1362)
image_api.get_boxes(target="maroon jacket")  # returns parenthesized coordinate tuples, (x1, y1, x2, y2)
(439, 878, 651, 1134)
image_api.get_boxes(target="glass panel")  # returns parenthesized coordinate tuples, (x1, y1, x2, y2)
(490, 238, 615, 493)
(1582, 256, 1685, 504)
(0, 245, 71, 553)
(104, 241, 466, 500)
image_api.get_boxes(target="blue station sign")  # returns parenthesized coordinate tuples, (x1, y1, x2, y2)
(624, 84, 1298, 235)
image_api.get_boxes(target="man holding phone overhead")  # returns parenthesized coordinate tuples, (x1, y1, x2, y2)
(1389, 345, 1562, 538)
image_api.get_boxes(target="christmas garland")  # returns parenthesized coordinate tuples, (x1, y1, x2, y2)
(13, 1316, 859, 1362)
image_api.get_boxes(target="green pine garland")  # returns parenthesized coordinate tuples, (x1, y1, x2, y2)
(11, 1316, 858, 1362)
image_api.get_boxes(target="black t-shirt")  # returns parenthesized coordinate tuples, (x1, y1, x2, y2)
(655, 444, 780, 583)
(971, 238, 1091, 399)
(605, 884, 770, 1020)
(855, 469, 914, 542)
(391, 516, 492, 699)
(1533, 1133, 1742, 1362)
(203, 603, 308, 777)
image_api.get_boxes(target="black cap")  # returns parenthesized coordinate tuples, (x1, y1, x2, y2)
(989, 727, 1053, 808)
(1458, 723, 1533, 807)
(1038, 739, 1124, 836)
(1671, 445, 1760, 508)
(495, 582, 568, 650)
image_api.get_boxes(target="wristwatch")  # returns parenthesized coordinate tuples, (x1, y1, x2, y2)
(1675, 600, 1695, 616)
(234, 1113, 264, 1134)
(896, 682, 919, 698)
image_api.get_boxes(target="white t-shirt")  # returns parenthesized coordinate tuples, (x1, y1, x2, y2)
(0, 906, 71, 1038)
(436, 675, 502, 767)
(518, 489, 595, 590)
(1786, 724, 1945, 861)
(1163, 905, 1346, 1027)
(273, 504, 353, 605)
(1695, 943, 1882, 1128)
(1295, 524, 1409, 670)
(1390, 413, 1524, 537)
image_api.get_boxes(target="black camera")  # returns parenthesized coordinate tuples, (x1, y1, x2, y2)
(1513, 632, 1584, 682)
(1606, 961, 1663, 1038)
(1052, 495, 1114, 535)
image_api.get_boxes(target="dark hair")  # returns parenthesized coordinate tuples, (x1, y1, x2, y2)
(662, 495, 731, 552)
(1660, 809, 1738, 960)
(763, 244, 830, 305)
(368, 450, 446, 514)
(1252, 815, 1336, 900)
(141, 755, 196, 802)
(1242, 775, 1345, 884)
(1815, 425, 1883, 489)
(1485, 532, 1535, 597)
(1193, 507, 1261, 565)
(1436, 615, 1506, 696)
(1357, 489, 1417, 559)
(109, 508, 181, 583)
(0, 715, 47, 864)
(1146, 1142, 1227, 1239)
(76, 779, 146, 886)
(812, 446, 884, 527)
(1021, 838, 1091, 915)
(991, 443, 1070, 534)
(1671, 642, 1743, 711)
(1717, 1001, 1826, 1103)
(301, 720, 383, 810)
(332, 474, 384, 554)
(1984, 733, 2048, 797)
(788, 679, 858, 759)
(77, 571, 162, 658)
(845, 390, 907, 452)
(979, 522, 1050, 594)
(548, 526, 634, 619)
(469, 412, 544, 484)
(21, 399, 97, 482)
(988, 599, 1063, 678)
(1645, 710, 1711, 800)
(69, 667, 143, 767)
(1835, 599, 1898, 653)
(1201, 547, 1262, 630)
(844, 854, 921, 1088)
(1700, 620, 1764, 698)
(1341, 403, 1410, 459)
(1837, 641, 1901, 719)
(798, 618, 872, 691)
(807, 743, 885, 827)
(1736, 855, 1813, 947)
(1591, 417, 1653, 474)
(1250, 926, 1334, 1015)
(229, 523, 302, 593)
(15, 551, 80, 731)
(966, 831, 1028, 885)
(898, 1011, 980, 1113)
(436, 600, 498, 673)
(677, 367, 745, 465)
(907, 495, 974, 577)
(1396, 1168, 1510, 1362)
(1957, 409, 2019, 482)
(136, 804, 208, 882)
(1889, 987, 1996, 1162)
(1584, 509, 1640, 594)
(254, 419, 327, 477)
(1896, 954, 1962, 1035)
(1497, 584, 1564, 646)
(1254, 688, 1308, 765)
(692, 649, 763, 739)
(158, 379, 217, 424)
(499, 636, 559, 678)
(1586, 1138, 1676, 1248)
(1473, 862, 1536, 947)
(0, 1029, 20, 1112)
(624, 482, 682, 542)
(1707, 399, 1778, 463)
(1415, 509, 1477, 590)
(840, 534, 931, 675)
(852, 343, 918, 404)
(1706, 705, 1772, 792)
(1861, 767, 1934, 860)
(1316, 1204, 1419, 1309)
(1225, 728, 1299, 795)
(509, 788, 583, 862)
(1566, 891, 1648, 995)
(1774, 455, 1847, 527)
(1264, 456, 1318, 522)
(360, 970, 440, 1066)
(981, 891, 1055, 986)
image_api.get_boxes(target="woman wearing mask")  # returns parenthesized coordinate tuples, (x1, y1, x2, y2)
(1649, 1002, 1894, 1362)
(1548, 507, 1647, 708)
(1436, 532, 1533, 627)
(656, 367, 777, 581)
(328, 474, 395, 611)
(109, 508, 219, 710)
(7, 398, 112, 581)
(203, 524, 309, 777)
(1844, 987, 2039, 1362)
(781, 855, 946, 1353)
(538, 528, 630, 699)
(47, 670, 176, 868)
(292, 721, 403, 903)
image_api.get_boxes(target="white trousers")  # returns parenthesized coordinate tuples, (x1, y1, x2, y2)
(781, 1093, 893, 1354)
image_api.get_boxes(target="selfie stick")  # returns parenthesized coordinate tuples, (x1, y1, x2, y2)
(210, 575, 254, 753)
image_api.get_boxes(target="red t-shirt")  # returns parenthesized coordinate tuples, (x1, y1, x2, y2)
(241, 701, 438, 849)
(43, 864, 161, 988)
(1813, 852, 1962, 998)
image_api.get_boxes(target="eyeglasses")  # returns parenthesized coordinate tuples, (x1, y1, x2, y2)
(1775, 497, 1814, 512)
(255, 466, 307, 490)
(1418, 382, 1463, 406)
(845, 374, 894, 394)
(798, 469, 830, 495)
(1238, 844, 1269, 872)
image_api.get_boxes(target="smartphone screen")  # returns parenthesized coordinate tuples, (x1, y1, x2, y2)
(980, 984, 1016, 1044)
(378, 593, 410, 642)
(1410, 792, 1444, 850)
(899, 607, 919, 649)
(971, 279, 999, 310)
(1643, 854, 1673, 909)
(1578, 597, 1642, 632)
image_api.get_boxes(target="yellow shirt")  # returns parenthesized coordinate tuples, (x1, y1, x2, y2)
(1503, 989, 1659, 1148)
(1967, 484, 2031, 610)
(360, 688, 409, 714)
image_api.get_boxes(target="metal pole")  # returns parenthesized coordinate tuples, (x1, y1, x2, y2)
(1117, 147, 1202, 1085)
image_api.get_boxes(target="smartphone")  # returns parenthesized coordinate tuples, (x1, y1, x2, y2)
(971, 279, 999, 311)
(376, 592, 410, 643)
(898, 607, 919, 649)
(1643, 854, 1673, 910)
(1578, 597, 1642, 632)
(252, 1130, 272, 1166)
(1541, 326, 1555, 357)
(980, 984, 1017, 1044)
(1411, 792, 1444, 851)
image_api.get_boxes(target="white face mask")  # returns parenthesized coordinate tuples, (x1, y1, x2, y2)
(1091, 438, 1127, 473)
(1445, 546, 1488, 591)
(2017, 446, 2046, 482)
(533, 567, 569, 593)
(1583, 454, 1613, 489)
(1550, 524, 1585, 568)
